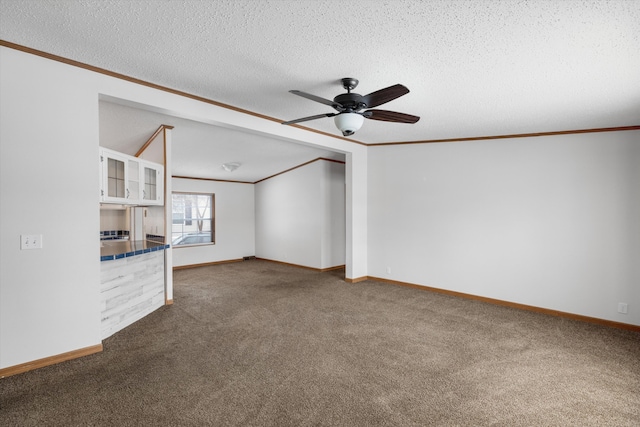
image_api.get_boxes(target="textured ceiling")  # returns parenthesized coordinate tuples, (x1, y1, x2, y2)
(1, 0, 639, 179)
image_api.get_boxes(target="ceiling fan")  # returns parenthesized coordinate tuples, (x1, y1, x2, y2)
(282, 78, 420, 136)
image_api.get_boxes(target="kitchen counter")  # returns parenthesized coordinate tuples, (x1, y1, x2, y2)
(100, 239, 169, 261)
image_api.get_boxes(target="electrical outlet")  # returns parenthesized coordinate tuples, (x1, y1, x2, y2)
(386, 266, 391, 274)
(617, 303, 628, 314)
(21, 234, 43, 250)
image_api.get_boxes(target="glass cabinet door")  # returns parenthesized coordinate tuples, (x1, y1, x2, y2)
(141, 161, 163, 205)
(143, 166, 157, 201)
(107, 157, 125, 198)
(101, 149, 130, 203)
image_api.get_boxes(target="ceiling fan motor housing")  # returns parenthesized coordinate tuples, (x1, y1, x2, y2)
(334, 93, 366, 112)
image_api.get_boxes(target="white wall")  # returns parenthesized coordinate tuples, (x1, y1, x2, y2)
(255, 160, 346, 269)
(368, 130, 640, 325)
(0, 47, 102, 368)
(172, 178, 255, 267)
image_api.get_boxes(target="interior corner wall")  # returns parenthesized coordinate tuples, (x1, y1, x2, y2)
(255, 160, 346, 270)
(321, 161, 346, 268)
(0, 47, 102, 368)
(171, 177, 255, 267)
(367, 130, 640, 325)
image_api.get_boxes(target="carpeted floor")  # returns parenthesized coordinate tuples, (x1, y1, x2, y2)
(1, 259, 639, 426)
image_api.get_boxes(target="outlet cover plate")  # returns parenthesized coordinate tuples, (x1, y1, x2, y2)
(618, 303, 628, 314)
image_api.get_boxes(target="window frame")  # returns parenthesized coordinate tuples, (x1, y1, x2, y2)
(171, 192, 215, 247)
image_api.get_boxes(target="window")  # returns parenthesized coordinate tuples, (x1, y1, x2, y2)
(172, 193, 215, 246)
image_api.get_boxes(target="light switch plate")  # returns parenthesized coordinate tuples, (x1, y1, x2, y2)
(21, 234, 43, 250)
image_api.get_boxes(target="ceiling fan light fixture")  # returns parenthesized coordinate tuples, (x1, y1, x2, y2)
(222, 162, 241, 172)
(334, 113, 364, 136)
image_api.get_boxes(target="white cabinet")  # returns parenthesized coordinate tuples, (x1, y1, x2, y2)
(100, 148, 164, 206)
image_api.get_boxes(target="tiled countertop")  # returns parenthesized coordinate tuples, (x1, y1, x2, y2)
(100, 239, 169, 261)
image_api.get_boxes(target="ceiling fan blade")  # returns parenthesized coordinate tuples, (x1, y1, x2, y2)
(282, 112, 337, 125)
(289, 90, 343, 110)
(360, 84, 410, 108)
(363, 109, 420, 124)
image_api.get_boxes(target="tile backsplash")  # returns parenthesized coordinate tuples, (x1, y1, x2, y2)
(100, 230, 130, 240)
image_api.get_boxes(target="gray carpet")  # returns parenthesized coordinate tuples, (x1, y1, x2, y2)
(1, 259, 639, 426)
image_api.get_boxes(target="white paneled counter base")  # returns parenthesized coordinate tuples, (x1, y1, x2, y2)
(100, 250, 165, 339)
